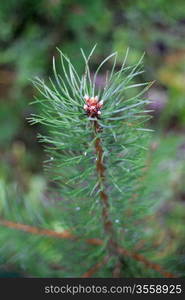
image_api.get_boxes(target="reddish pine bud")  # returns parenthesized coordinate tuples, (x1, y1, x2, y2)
(83, 95, 103, 118)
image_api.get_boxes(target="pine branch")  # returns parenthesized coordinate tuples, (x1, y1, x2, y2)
(0, 218, 176, 278)
(0, 218, 74, 240)
(25, 47, 178, 277)
(117, 247, 176, 278)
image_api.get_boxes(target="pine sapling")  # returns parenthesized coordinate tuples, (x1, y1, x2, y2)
(29, 46, 156, 277)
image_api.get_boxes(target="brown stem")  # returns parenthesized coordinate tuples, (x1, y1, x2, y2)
(0, 218, 74, 239)
(93, 120, 120, 258)
(117, 246, 176, 278)
(0, 218, 176, 277)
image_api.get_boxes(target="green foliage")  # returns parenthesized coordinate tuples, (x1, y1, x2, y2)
(1, 0, 185, 278)
(1, 134, 185, 277)
(29, 47, 151, 239)
(14, 47, 159, 277)
(1, 0, 185, 152)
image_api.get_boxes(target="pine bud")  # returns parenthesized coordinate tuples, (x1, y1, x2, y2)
(83, 95, 103, 118)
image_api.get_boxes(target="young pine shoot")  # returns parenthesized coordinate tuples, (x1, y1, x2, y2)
(29, 46, 154, 277)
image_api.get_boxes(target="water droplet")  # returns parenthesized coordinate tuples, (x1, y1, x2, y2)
(75, 206, 80, 211)
(84, 152, 87, 156)
(50, 157, 54, 160)
(115, 219, 120, 223)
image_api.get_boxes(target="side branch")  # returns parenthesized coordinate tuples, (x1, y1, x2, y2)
(0, 218, 74, 239)
(0, 218, 176, 277)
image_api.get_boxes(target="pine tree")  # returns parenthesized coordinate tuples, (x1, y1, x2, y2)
(0, 47, 183, 278)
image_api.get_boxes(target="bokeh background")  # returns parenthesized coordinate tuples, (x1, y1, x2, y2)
(0, 0, 185, 277)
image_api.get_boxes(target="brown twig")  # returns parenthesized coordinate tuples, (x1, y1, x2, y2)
(0, 218, 74, 239)
(0, 218, 176, 278)
(117, 247, 176, 278)
(93, 121, 120, 255)
(81, 255, 110, 278)
(93, 120, 123, 276)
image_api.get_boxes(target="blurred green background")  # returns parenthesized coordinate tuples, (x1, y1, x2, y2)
(0, 0, 185, 277)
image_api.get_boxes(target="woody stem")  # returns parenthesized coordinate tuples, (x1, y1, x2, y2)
(93, 120, 122, 275)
